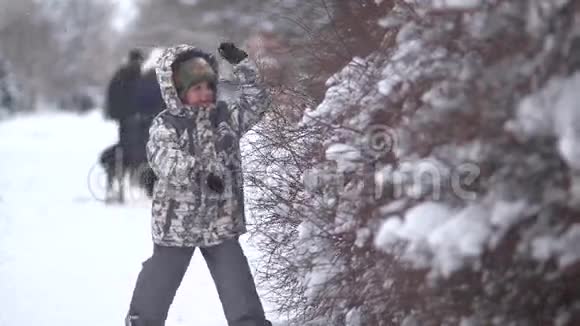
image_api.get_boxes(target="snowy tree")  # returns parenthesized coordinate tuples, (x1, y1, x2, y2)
(248, 0, 580, 324)
(0, 0, 117, 109)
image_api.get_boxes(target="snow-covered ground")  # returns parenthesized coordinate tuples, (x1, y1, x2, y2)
(0, 110, 275, 326)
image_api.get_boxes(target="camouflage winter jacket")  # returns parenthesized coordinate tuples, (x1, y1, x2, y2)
(147, 44, 271, 247)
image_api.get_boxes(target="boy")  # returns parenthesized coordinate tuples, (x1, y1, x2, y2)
(125, 43, 272, 326)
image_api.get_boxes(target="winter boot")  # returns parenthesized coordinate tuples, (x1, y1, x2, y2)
(124, 314, 164, 326)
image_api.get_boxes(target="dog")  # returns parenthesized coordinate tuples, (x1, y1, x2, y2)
(99, 118, 157, 204)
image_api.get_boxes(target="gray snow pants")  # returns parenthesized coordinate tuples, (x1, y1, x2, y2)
(127, 238, 271, 326)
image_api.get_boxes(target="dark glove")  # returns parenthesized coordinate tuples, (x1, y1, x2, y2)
(207, 173, 225, 193)
(218, 42, 248, 65)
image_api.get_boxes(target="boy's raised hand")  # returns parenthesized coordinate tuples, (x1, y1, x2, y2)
(218, 42, 248, 65)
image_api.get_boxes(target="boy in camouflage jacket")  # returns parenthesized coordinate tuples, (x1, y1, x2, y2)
(126, 43, 273, 326)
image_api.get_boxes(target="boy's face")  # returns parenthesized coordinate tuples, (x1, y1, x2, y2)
(183, 81, 215, 107)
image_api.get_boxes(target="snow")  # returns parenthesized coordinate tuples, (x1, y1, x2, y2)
(354, 228, 371, 248)
(326, 143, 361, 162)
(526, 0, 572, 36)
(509, 71, 580, 171)
(378, 199, 408, 216)
(404, 0, 482, 10)
(400, 315, 419, 326)
(325, 143, 361, 173)
(302, 254, 337, 303)
(554, 73, 580, 171)
(489, 200, 528, 230)
(374, 201, 453, 269)
(421, 81, 468, 112)
(0, 110, 278, 326)
(427, 204, 490, 277)
(488, 199, 530, 248)
(378, 30, 452, 98)
(301, 57, 368, 125)
(345, 307, 363, 326)
(532, 225, 580, 269)
(398, 202, 453, 244)
(375, 198, 538, 278)
(297, 220, 340, 302)
(296, 219, 342, 303)
(374, 217, 404, 248)
(432, 0, 482, 10)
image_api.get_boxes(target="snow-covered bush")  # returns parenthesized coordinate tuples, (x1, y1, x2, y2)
(249, 0, 580, 324)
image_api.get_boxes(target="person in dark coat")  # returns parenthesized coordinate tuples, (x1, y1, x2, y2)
(105, 49, 144, 144)
(101, 48, 152, 202)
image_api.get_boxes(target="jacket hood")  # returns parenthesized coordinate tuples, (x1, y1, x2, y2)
(155, 44, 219, 117)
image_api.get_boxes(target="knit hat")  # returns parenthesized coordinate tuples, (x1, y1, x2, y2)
(173, 57, 217, 99)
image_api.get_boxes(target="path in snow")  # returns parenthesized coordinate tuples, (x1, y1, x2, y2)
(0, 110, 276, 326)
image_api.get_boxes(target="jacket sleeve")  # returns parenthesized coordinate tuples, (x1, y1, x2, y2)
(229, 58, 272, 136)
(146, 116, 196, 186)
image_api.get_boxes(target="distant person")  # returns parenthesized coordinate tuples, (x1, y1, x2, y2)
(100, 48, 146, 203)
(124, 42, 273, 326)
(105, 48, 144, 143)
